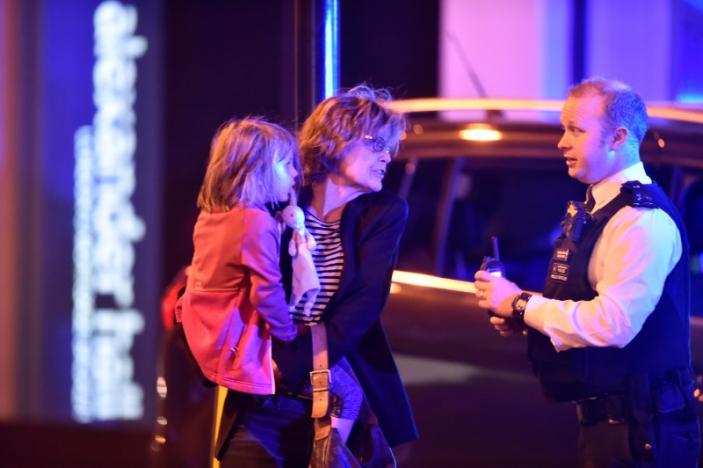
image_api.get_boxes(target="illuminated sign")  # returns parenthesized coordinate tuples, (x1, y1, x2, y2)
(72, 1, 147, 422)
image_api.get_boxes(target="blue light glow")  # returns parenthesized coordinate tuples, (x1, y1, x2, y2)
(686, 0, 703, 13)
(676, 93, 703, 104)
(323, 0, 339, 98)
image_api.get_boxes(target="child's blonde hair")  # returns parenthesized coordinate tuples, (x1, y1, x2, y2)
(197, 118, 300, 212)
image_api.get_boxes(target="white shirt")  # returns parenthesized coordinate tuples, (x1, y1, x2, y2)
(524, 162, 682, 351)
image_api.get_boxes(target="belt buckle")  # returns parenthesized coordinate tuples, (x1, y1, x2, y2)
(309, 369, 331, 392)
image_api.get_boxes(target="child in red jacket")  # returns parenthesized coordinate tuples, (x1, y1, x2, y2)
(178, 118, 361, 440)
(178, 118, 300, 395)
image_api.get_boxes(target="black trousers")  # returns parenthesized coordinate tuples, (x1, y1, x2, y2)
(577, 407, 700, 468)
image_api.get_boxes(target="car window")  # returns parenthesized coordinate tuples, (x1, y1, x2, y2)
(387, 156, 583, 290)
(385, 158, 446, 276)
(387, 154, 703, 312)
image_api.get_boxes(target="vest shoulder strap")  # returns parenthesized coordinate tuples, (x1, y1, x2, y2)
(591, 181, 661, 222)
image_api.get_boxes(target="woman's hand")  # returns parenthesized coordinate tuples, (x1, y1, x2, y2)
(272, 359, 284, 385)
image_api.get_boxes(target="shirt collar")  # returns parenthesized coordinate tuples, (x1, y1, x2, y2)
(589, 161, 651, 211)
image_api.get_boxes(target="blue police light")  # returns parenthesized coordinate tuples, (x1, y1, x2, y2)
(323, 0, 339, 98)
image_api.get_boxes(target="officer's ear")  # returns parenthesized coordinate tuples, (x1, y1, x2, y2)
(609, 127, 628, 151)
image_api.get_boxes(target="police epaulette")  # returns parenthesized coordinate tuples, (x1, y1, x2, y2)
(620, 181, 658, 208)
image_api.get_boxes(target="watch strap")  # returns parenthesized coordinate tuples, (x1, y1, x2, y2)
(511, 292, 532, 325)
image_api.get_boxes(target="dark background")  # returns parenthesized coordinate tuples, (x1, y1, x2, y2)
(162, 0, 439, 287)
(3, 1, 703, 467)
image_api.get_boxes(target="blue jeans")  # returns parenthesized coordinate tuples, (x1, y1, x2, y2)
(219, 394, 313, 468)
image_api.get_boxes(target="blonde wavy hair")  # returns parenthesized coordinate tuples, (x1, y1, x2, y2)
(298, 84, 407, 183)
(197, 118, 300, 212)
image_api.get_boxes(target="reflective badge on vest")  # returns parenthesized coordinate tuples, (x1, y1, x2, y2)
(550, 262, 569, 282)
(562, 201, 589, 243)
(554, 248, 570, 262)
(548, 200, 590, 284)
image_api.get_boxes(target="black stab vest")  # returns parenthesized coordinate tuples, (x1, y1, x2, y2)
(528, 181, 691, 402)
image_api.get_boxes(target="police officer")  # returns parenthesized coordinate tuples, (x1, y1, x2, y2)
(474, 77, 700, 467)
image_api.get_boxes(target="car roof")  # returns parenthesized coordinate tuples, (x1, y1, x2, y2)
(390, 98, 703, 170)
(389, 98, 703, 125)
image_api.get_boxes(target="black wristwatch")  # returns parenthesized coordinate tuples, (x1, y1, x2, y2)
(511, 292, 532, 325)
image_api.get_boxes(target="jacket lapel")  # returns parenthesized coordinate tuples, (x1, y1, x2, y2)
(335, 197, 362, 300)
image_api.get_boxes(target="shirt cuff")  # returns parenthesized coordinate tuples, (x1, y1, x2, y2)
(523, 294, 569, 351)
(522, 293, 547, 333)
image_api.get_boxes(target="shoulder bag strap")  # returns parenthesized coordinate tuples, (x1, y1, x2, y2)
(310, 324, 333, 439)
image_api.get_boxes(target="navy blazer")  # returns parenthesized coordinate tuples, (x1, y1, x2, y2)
(274, 188, 419, 447)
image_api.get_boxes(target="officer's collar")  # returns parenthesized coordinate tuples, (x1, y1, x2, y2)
(589, 162, 651, 212)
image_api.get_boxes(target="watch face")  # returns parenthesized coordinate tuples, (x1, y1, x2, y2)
(511, 293, 529, 324)
(515, 293, 531, 312)
(511, 293, 531, 319)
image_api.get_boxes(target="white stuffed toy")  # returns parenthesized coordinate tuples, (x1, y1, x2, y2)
(279, 191, 320, 319)
(280, 192, 317, 256)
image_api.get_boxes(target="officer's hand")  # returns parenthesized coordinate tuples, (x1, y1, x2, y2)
(488, 315, 528, 337)
(489, 316, 516, 336)
(474, 270, 521, 317)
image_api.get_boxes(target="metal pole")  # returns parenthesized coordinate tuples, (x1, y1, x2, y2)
(293, 0, 339, 126)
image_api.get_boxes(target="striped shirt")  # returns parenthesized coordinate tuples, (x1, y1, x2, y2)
(292, 210, 344, 324)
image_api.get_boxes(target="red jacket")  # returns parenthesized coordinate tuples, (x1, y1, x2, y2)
(176, 205, 296, 395)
